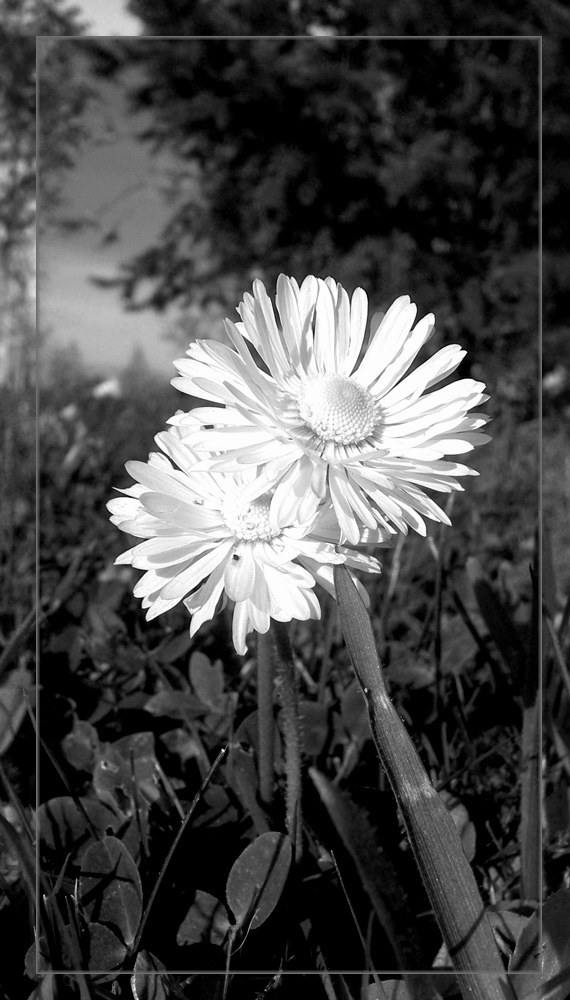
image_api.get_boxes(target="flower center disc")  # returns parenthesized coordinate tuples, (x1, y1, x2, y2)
(222, 494, 278, 541)
(297, 373, 376, 445)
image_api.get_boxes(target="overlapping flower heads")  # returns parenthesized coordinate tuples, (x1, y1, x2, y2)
(171, 275, 491, 544)
(108, 274, 490, 650)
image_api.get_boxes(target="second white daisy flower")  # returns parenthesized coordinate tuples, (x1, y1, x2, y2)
(107, 428, 384, 654)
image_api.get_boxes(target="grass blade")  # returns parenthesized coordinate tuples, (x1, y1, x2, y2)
(310, 767, 437, 999)
(519, 551, 540, 902)
(466, 557, 525, 684)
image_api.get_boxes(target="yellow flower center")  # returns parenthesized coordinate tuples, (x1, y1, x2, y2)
(297, 373, 376, 445)
(221, 493, 279, 541)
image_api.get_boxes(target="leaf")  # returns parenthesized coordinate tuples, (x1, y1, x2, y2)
(225, 832, 291, 931)
(440, 615, 478, 676)
(131, 950, 169, 1000)
(160, 727, 205, 765)
(339, 679, 370, 743)
(154, 630, 193, 665)
(189, 651, 226, 713)
(176, 890, 231, 947)
(113, 732, 160, 802)
(192, 784, 238, 829)
(0, 664, 33, 756)
(80, 835, 143, 948)
(366, 982, 413, 1000)
(298, 700, 329, 756)
(226, 745, 270, 835)
(143, 689, 204, 720)
(309, 767, 428, 973)
(93, 732, 159, 814)
(61, 718, 101, 772)
(544, 768, 570, 840)
(24, 939, 51, 979)
(87, 601, 127, 639)
(86, 601, 127, 662)
(26, 973, 57, 1000)
(233, 708, 283, 761)
(488, 910, 531, 959)
(439, 791, 476, 863)
(510, 889, 570, 999)
(85, 920, 127, 972)
(385, 645, 435, 689)
(95, 575, 131, 613)
(38, 796, 122, 861)
(467, 557, 525, 683)
(46, 624, 82, 670)
(229, 709, 283, 831)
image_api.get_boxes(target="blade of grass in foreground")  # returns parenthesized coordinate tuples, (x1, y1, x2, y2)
(518, 548, 540, 904)
(333, 565, 513, 1000)
(310, 767, 438, 1000)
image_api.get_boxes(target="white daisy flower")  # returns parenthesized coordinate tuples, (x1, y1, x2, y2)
(170, 275, 491, 545)
(107, 428, 384, 655)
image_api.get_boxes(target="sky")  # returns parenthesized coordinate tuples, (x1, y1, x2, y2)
(70, 0, 141, 36)
(40, 40, 185, 379)
(37, 5, 329, 381)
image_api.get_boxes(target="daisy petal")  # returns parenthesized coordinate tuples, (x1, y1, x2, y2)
(346, 286, 369, 375)
(224, 545, 256, 602)
(232, 601, 251, 655)
(160, 538, 234, 600)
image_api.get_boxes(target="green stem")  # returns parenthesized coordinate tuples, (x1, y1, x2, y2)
(270, 621, 302, 862)
(256, 630, 275, 805)
(333, 565, 513, 1000)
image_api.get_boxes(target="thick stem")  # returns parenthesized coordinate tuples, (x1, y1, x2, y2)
(256, 630, 275, 805)
(334, 565, 513, 1000)
(271, 621, 302, 862)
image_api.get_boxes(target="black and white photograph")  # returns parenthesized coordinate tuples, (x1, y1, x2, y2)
(0, 2, 567, 999)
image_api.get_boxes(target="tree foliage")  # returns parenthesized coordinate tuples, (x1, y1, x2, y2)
(85, 38, 539, 301)
(38, 40, 96, 227)
(78, 36, 539, 423)
(0, 33, 35, 259)
(124, 0, 567, 37)
(115, 0, 566, 401)
(0, 0, 88, 393)
(0, 0, 87, 251)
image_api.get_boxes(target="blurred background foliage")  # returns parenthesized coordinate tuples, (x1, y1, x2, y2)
(124, 0, 568, 39)
(72, 36, 540, 426)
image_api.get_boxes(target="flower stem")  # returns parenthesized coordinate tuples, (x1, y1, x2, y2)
(333, 565, 513, 1000)
(256, 630, 275, 805)
(270, 621, 302, 862)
